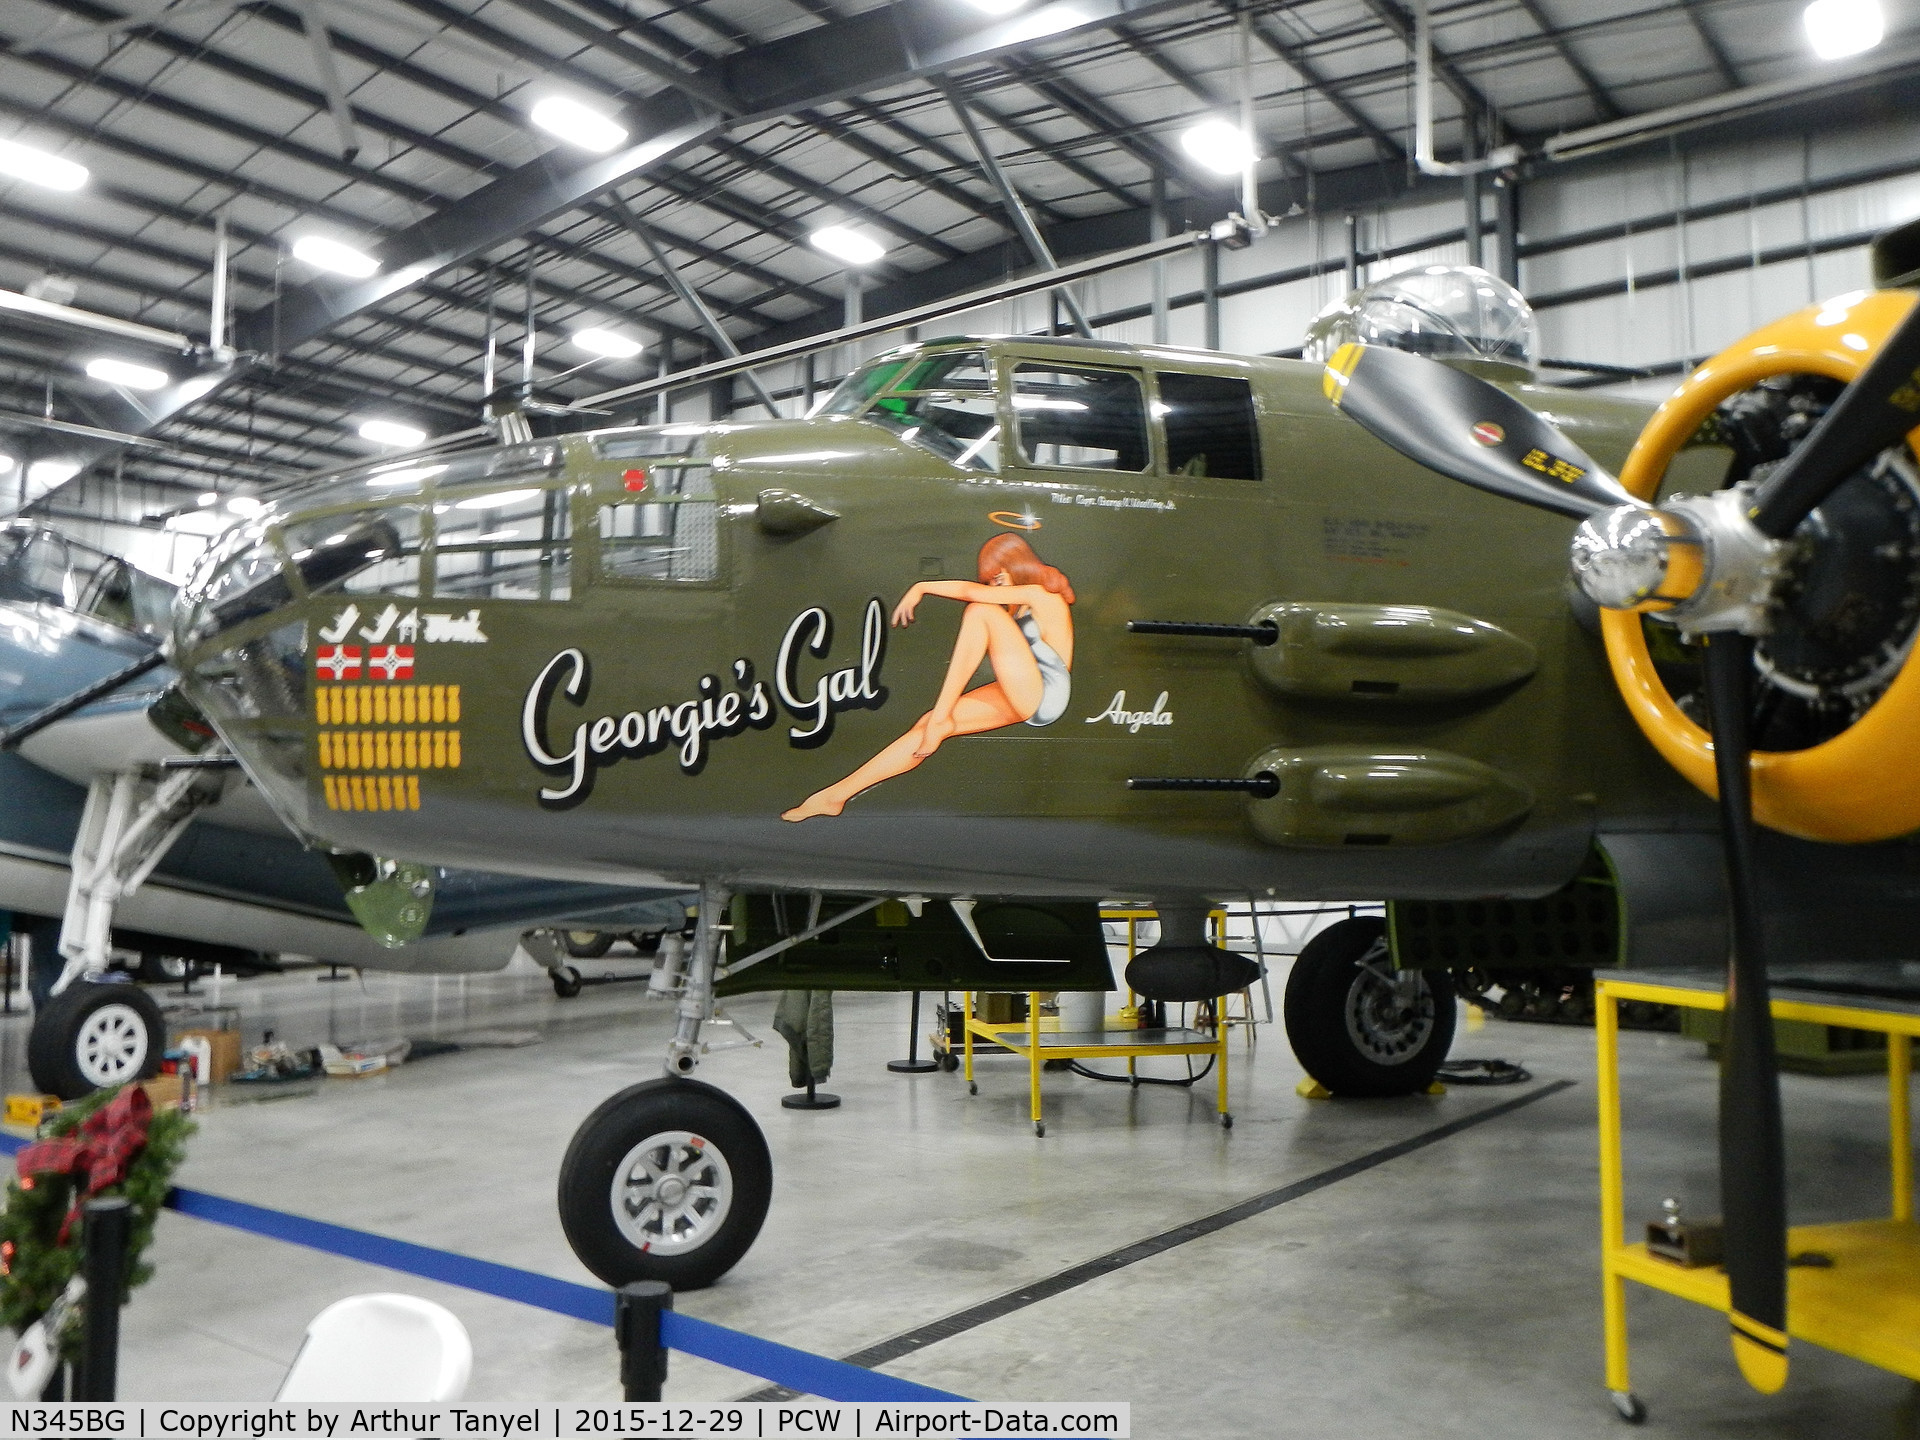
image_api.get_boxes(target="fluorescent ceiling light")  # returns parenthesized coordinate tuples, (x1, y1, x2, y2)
(358, 418, 427, 448)
(455, 488, 540, 510)
(1181, 119, 1256, 176)
(0, 456, 14, 475)
(85, 357, 169, 391)
(572, 327, 645, 359)
(292, 234, 379, 279)
(531, 96, 629, 153)
(1803, 0, 1884, 58)
(963, 0, 1026, 13)
(809, 224, 887, 266)
(227, 495, 264, 516)
(0, 138, 88, 192)
(197, 491, 218, 506)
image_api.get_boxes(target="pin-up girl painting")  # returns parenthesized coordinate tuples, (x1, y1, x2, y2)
(782, 533, 1075, 821)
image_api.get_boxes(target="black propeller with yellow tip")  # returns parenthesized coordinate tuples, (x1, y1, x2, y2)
(1320, 307, 1920, 1394)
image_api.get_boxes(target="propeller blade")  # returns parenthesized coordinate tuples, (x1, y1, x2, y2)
(1702, 633, 1790, 1393)
(1321, 342, 1644, 519)
(1751, 299, 1920, 538)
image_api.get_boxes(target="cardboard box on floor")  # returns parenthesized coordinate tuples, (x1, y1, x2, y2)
(136, 1073, 188, 1111)
(172, 1028, 241, 1083)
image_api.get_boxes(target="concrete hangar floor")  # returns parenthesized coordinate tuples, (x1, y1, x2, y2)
(0, 962, 1906, 1437)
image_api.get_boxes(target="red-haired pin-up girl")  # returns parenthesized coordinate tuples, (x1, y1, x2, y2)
(781, 533, 1075, 821)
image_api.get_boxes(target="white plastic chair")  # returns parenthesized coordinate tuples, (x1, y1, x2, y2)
(276, 1293, 472, 1401)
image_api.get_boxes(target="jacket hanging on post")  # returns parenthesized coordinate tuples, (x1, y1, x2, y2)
(773, 989, 835, 1087)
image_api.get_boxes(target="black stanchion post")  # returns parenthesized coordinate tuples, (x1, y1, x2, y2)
(615, 1281, 672, 1401)
(77, 1197, 131, 1401)
(887, 991, 938, 1074)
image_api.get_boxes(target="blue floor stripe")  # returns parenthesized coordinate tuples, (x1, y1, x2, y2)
(0, 1127, 962, 1401)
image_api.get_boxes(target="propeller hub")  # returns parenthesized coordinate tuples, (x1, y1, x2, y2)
(1572, 488, 1787, 637)
(1570, 505, 1701, 612)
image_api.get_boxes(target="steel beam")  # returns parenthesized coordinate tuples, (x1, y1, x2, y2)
(612, 199, 785, 420)
(941, 81, 1094, 339)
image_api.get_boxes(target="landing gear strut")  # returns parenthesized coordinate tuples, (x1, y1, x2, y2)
(556, 883, 773, 1290)
(29, 760, 228, 1098)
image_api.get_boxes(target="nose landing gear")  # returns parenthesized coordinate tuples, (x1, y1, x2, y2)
(556, 883, 773, 1290)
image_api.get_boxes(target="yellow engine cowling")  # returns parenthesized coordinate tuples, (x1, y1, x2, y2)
(1603, 287, 1920, 842)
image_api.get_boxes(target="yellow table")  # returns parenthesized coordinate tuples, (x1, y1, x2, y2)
(960, 995, 1229, 1136)
(1596, 973, 1920, 1421)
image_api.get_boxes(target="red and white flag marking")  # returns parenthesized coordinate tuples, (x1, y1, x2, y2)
(315, 645, 362, 680)
(368, 644, 415, 680)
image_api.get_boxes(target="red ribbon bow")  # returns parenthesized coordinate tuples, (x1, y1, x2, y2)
(17, 1086, 152, 1243)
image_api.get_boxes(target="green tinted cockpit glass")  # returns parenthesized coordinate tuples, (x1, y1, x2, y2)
(862, 350, 1000, 472)
(817, 357, 913, 416)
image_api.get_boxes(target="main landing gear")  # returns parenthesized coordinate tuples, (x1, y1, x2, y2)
(1283, 917, 1456, 1097)
(556, 884, 773, 1291)
(28, 761, 228, 1099)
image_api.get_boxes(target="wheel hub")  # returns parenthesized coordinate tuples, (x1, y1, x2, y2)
(610, 1130, 734, 1255)
(1344, 962, 1437, 1066)
(76, 1003, 149, 1088)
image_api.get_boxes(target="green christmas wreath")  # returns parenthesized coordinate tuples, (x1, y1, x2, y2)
(0, 1085, 193, 1356)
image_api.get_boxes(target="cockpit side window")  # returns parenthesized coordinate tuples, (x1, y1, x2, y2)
(1156, 373, 1261, 480)
(861, 350, 1000, 472)
(434, 488, 570, 601)
(1012, 364, 1149, 472)
(598, 464, 719, 583)
(817, 358, 912, 417)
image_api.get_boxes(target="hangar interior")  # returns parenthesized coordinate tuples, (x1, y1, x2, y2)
(2, 0, 1920, 1432)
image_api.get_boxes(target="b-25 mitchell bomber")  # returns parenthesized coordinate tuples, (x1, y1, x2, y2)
(147, 223, 1920, 1394)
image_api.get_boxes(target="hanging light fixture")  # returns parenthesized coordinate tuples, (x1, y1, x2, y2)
(572, 327, 645, 359)
(808, 224, 887, 266)
(292, 234, 380, 278)
(1803, 0, 1884, 58)
(1181, 119, 1256, 177)
(358, 419, 427, 449)
(531, 97, 629, 153)
(0, 138, 87, 191)
(85, 357, 169, 391)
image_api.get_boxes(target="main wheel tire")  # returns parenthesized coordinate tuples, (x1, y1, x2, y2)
(551, 965, 584, 998)
(1284, 917, 1456, 1098)
(563, 931, 615, 959)
(28, 982, 166, 1100)
(558, 1078, 772, 1291)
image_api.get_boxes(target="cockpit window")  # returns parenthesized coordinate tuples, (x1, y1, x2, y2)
(817, 356, 913, 417)
(599, 464, 718, 583)
(1157, 373, 1261, 480)
(0, 523, 176, 639)
(862, 350, 1000, 472)
(280, 509, 421, 598)
(435, 488, 570, 601)
(1012, 364, 1149, 472)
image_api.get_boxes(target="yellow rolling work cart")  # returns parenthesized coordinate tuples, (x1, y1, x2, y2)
(955, 908, 1238, 1136)
(1595, 971, 1920, 1423)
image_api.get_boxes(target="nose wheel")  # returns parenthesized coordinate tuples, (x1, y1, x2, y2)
(558, 1078, 772, 1291)
(28, 981, 165, 1100)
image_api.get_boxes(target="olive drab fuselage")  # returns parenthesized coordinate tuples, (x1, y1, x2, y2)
(174, 336, 1727, 904)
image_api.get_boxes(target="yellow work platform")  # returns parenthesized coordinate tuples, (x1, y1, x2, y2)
(1596, 972, 1920, 1422)
(960, 993, 1230, 1137)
